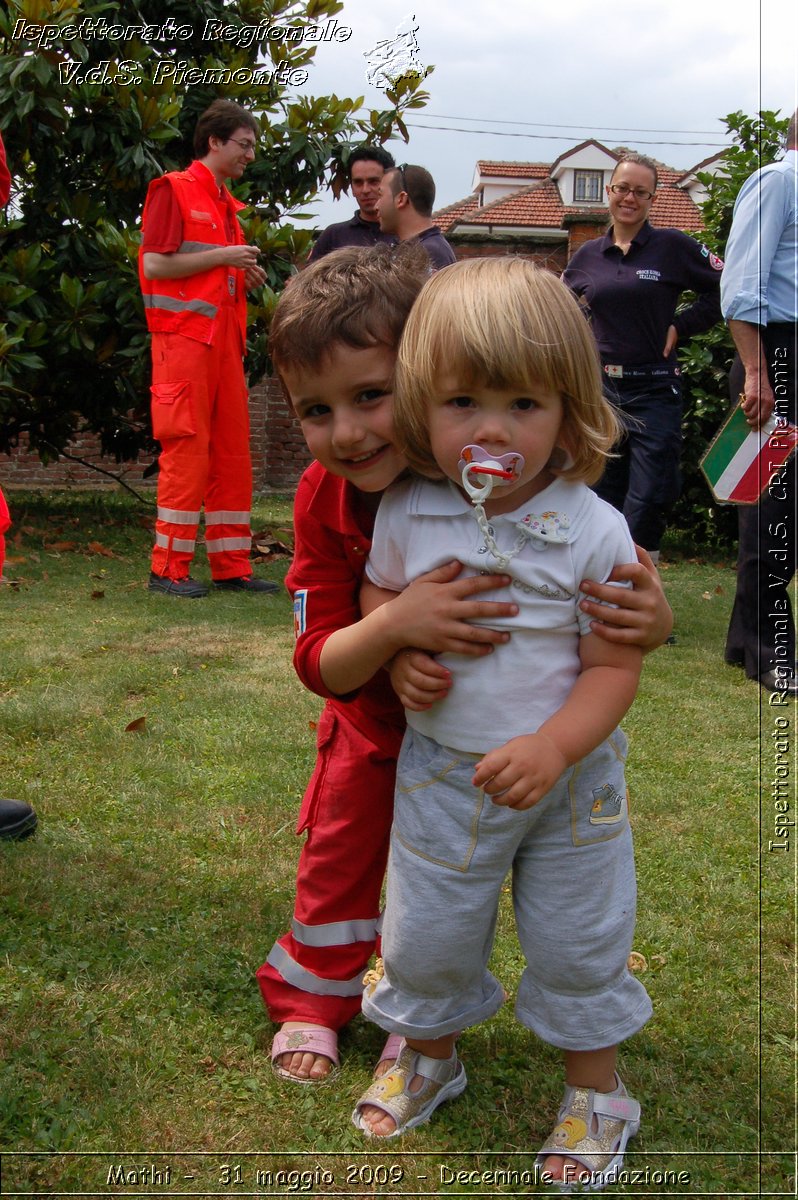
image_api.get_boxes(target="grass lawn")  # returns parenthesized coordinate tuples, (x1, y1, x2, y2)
(0, 490, 793, 1197)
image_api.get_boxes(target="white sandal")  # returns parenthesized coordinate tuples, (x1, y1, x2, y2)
(352, 1043, 467, 1138)
(536, 1074, 640, 1192)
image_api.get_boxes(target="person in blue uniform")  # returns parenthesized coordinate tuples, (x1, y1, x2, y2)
(721, 111, 797, 696)
(563, 153, 723, 559)
(308, 147, 397, 261)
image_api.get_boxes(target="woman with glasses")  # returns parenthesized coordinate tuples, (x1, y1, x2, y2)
(562, 153, 723, 561)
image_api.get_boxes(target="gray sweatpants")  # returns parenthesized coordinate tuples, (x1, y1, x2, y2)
(362, 727, 652, 1051)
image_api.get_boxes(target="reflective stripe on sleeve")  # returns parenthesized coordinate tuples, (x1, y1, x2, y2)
(291, 916, 379, 948)
(178, 241, 222, 253)
(266, 944, 365, 997)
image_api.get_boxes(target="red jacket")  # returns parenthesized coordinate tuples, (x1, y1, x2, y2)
(0, 132, 11, 206)
(286, 461, 405, 758)
(139, 160, 246, 346)
(0, 484, 10, 579)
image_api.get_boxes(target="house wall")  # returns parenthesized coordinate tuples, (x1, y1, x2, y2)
(480, 179, 532, 205)
(563, 213, 609, 255)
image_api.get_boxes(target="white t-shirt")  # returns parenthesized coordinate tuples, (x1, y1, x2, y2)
(366, 475, 636, 754)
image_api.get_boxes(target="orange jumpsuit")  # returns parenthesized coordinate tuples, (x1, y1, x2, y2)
(140, 161, 253, 582)
(0, 485, 10, 579)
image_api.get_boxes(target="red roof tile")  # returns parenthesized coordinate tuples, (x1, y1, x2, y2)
(475, 161, 551, 179)
(457, 179, 566, 228)
(435, 177, 704, 234)
(434, 193, 480, 235)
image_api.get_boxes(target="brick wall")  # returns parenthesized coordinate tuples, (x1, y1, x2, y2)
(562, 212, 608, 255)
(258, 374, 312, 491)
(0, 374, 311, 496)
(449, 231, 568, 274)
(1, 232, 597, 497)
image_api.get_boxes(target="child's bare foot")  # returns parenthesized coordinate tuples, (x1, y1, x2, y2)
(353, 1042, 465, 1138)
(539, 1153, 591, 1187)
(271, 1022, 338, 1082)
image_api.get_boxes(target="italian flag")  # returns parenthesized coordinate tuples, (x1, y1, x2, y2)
(701, 404, 798, 504)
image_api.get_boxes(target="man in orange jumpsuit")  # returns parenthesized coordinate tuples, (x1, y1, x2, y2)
(140, 99, 277, 597)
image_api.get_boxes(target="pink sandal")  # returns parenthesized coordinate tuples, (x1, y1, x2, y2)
(270, 1027, 339, 1084)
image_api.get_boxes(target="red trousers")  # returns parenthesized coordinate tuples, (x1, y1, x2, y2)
(0, 485, 10, 579)
(256, 703, 398, 1029)
(150, 308, 253, 581)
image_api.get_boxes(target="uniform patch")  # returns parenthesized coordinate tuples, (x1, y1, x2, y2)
(293, 588, 308, 638)
(709, 252, 724, 271)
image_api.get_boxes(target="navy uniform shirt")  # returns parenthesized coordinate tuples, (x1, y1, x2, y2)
(562, 221, 723, 366)
(308, 210, 396, 261)
(413, 225, 457, 270)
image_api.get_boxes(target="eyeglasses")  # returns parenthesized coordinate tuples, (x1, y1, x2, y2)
(395, 163, 409, 193)
(227, 137, 257, 155)
(609, 183, 655, 200)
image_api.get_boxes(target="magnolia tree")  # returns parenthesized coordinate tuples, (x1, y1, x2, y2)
(0, 0, 430, 460)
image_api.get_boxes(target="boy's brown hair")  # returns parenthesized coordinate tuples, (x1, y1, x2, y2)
(269, 243, 431, 374)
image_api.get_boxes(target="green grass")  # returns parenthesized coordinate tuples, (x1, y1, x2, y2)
(0, 492, 793, 1197)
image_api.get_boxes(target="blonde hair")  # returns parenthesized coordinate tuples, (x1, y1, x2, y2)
(394, 257, 620, 485)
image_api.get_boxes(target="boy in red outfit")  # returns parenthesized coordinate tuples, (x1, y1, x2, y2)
(257, 245, 673, 1082)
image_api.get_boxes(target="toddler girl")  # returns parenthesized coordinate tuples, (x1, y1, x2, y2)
(354, 258, 651, 1191)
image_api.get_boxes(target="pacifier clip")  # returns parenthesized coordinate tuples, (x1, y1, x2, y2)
(458, 444, 530, 570)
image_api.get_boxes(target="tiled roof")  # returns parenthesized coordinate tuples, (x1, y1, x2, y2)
(435, 166, 705, 234)
(458, 179, 565, 228)
(649, 184, 704, 231)
(675, 151, 727, 182)
(475, 160, 551, 179)
(433, 193, 480, 235)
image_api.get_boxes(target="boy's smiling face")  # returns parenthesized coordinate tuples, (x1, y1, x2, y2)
(282, 342, 406, 494)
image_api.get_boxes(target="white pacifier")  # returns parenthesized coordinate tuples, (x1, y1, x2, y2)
(458, 444, 525, 503)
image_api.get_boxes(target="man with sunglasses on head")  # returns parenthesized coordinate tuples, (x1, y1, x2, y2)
(376, 163, 456, 270)
(563, 153, 722, 563)
(140, 99, 277, 598)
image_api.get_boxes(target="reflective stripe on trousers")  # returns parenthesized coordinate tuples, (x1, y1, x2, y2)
(150, 308, 253, 581)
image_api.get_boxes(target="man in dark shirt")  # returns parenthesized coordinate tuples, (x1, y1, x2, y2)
(376, 163, 457, 271)
(308, 147, 397, 261)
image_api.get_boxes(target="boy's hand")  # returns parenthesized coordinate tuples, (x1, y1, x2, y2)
(390, 649, 451, 711)
(473, 733, 568, 811)
(579, 546, 673, 650)
(389, 561, 518, 656)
